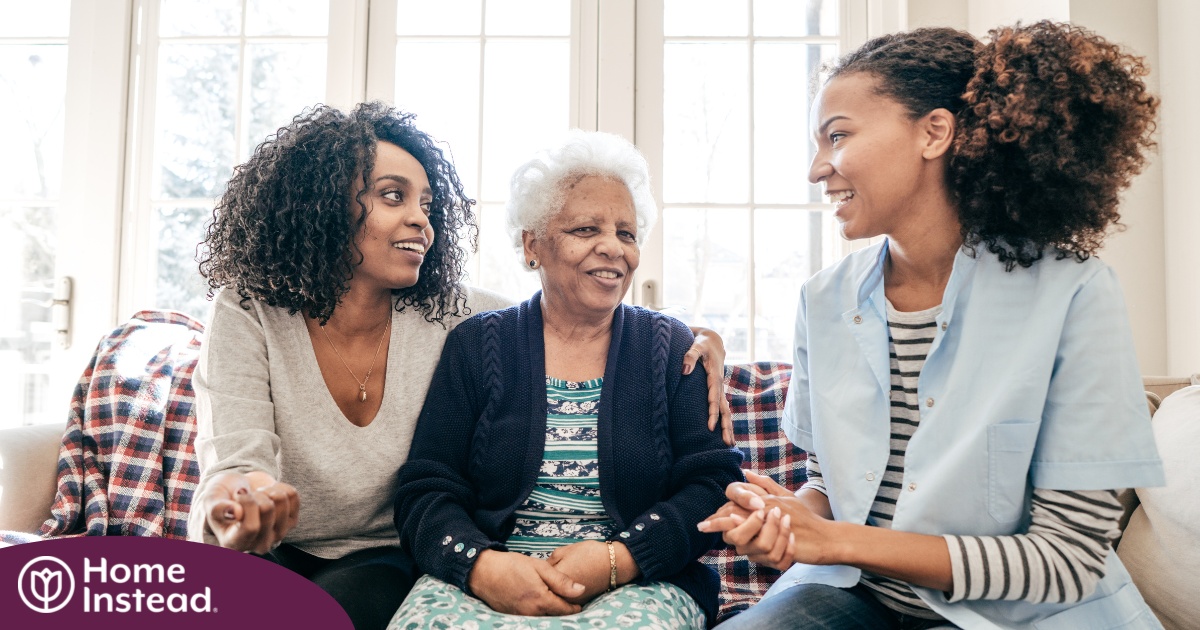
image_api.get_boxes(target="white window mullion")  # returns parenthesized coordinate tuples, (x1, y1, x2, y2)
(326, 0, 369, 109)
(632, 0, 665, 309)
(364, 0, 397, 103)
(54, 0, 135, 409)
(118, 0, 162, 321)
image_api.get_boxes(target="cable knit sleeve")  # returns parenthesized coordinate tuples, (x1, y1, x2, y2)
(616, 317, 745, 581)
(393, 318, 499, 592)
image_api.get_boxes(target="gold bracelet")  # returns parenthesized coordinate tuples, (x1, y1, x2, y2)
(607, 540, 618, 591)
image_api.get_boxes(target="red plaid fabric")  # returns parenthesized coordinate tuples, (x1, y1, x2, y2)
(40, 310, 204, 539)
(700, 361, 805, 622)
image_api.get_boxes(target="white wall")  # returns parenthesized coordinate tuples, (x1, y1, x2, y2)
(1158, 0, 1200, 376)
(1068, 0, 1167, 375)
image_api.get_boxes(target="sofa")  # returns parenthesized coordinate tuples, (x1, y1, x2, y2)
(0, 316, 1194, 624)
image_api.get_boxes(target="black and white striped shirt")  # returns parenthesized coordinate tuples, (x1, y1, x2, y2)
(801, 301, 1122, 615)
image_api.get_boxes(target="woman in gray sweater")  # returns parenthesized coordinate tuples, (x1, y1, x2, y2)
(188, 103, 732, 629)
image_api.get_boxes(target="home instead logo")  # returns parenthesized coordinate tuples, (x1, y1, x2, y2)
(1, 537, 353, 628)
(16, 553, 210, 615)
(18, 555, 75, 613)
(18, 554, 211, 614)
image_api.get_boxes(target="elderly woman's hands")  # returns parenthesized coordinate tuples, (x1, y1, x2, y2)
(547, 540, 640, 604)
(468, 549, 586, 616)
(685, 326, 734, 446)
(698, 471, 839, 571)
(199, 470, 299, 554)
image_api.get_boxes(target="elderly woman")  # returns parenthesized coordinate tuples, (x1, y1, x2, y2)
(390, 131, 743, 629)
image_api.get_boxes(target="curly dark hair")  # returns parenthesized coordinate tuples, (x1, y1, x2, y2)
(827, 22, 1158, 269)
(199, 102, 477, 324)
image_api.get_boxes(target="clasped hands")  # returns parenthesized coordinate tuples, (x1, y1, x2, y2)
(468, 540, 637, 616)
(199, 470, 300, 554)
(698, 471, 835, 571)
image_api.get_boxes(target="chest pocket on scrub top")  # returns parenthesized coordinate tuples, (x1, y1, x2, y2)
(987, 420, 1041, 524)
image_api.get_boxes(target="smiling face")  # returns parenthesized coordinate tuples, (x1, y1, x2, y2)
(524, 175, 640, 322)
(350, 141, 435, 293)
(808, 73, 950, 241)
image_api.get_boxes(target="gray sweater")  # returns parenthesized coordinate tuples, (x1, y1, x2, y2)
(187, 287, 513, 558)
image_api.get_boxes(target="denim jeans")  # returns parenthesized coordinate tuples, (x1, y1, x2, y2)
(715, 583, 956, 630)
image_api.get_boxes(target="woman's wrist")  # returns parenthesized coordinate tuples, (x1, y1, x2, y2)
(611, 541, 640, 585)
(813, 518, 856, 566)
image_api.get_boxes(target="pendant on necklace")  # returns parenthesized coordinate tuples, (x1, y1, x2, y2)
(359, 385, 367, 403)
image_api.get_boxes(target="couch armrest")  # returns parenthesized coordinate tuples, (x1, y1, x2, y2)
(0, 422, 63, 533)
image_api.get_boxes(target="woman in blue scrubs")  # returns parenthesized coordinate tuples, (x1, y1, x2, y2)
(703, 22, 1164, 630)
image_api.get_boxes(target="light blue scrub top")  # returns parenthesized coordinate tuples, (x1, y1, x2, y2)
(775, 240, 1165, 629)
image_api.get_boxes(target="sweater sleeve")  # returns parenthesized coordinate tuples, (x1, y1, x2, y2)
(945, 488, 1123, 604)
(188, 292, 282, 544)
(617, 321, 745, 580)
(393, 319, 498, 591)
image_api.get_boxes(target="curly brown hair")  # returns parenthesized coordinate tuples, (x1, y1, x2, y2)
(828, 22, 1158, 269)
(198, 102, 477, 324)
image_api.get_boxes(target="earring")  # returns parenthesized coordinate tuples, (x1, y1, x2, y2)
(528, 259, 539, 269)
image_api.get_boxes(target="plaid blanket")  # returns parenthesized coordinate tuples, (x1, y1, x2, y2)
(700, 362, 805, 622)
(39, 310, 204, 539)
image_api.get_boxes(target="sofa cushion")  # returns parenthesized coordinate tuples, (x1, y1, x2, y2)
(699, 362, 805, 622)
(0, 422, 64, 533)
(1118, 385, 1200, 630)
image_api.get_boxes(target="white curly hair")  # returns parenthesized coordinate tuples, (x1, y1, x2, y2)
(505, 130, 657, 254)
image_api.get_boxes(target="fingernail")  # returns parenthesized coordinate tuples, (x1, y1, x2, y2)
(771, 506, 782, 518)
(223, 508, 235, 521)
(748, 496, 765, 510)
(683, 364, 693, 374)
(573, 582, 584, 591)
(730, 513, 745, 524)
(697, 521, 710, 531)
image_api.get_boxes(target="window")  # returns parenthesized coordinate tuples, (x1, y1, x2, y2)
(126, 0, 334, 321)
(4, 0, 877, 426)
(0, 0, 71, 428)
(369, 0, 574, 300)
(638, 0, 845, 363)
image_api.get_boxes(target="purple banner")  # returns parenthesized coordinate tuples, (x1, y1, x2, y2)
(1, 537, 351, 628)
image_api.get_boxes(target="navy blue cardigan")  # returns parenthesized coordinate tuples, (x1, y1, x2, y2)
(394, 294, 744, 624)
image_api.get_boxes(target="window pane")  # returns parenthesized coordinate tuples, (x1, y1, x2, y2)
(664, 0, 748, 37)
(155, 206, 213, 321)
(754, 208, 820, 360)
(472, 203, 541, 301)
(0, 206, 56, 428)
(397, 0, 482, 36)
(153, 44, 239, 199)
(245, 42, 327, 159)
(247, 0, 329, 36)
(753, 0, 838, 37)
(0, 0, 70, 37)
(159, 0, 242, 37)
(480, 40, 569, 201)
(394, 42, 481, 195)
(662, 207, 751, 363)
(485, 0, 569, 36)
(0, 45, 67, 199)
(754, 42, 836, 204)
(663, 43, 749, 204)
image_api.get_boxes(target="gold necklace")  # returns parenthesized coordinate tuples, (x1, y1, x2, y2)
(320, 316, 391, 403)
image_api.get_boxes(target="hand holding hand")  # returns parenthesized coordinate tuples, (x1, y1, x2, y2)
(468, 550, 585, 616)
(547, 540, 640, 605)
(199, 471, 299, 554)
(546, 540, 612, 604)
